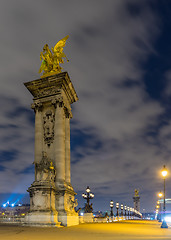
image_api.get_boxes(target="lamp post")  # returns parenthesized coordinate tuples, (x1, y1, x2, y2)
(116, 202, 119, 217)
(161, 165, 168, 228)
(110, 200, 114, 219)
(120, 204, 124, 217)
(82, 186, 94, 213)
(127, 207, 130, 219)
(156, 209, 159, 219)
(158, 191, 163, 222)
(156, 204, 159, 220)
(124, 206, 127, 219)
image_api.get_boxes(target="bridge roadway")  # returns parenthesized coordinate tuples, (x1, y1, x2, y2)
(0, 220, 171, 240)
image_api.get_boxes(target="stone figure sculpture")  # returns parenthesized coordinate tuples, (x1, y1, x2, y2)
(35, 151, 56, 182)
(134, 189, 139, 197)
(43, 110, 55, 146)
(39, 35, 69, 77)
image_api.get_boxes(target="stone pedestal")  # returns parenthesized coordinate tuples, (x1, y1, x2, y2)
(24, 72, 79, 226)
(25, 181, 61, 227)
(83, 213, 94, 223)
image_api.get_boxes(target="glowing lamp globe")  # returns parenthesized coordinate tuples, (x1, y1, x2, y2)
(161, 165, 168, 178)
(158, 192, 163, 198)
(86, 186, 90, 193)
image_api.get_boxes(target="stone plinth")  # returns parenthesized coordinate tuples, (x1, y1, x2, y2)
(25, 180, 61, 227)
(83, 213, 94, 223)
(24, 72, 79, 226)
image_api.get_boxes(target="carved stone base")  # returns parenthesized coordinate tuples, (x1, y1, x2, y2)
(24, 210, 61, 227)
(56, 183, 79, 226)
(58, 213, 79, 227)
(25, 180, 61, 227)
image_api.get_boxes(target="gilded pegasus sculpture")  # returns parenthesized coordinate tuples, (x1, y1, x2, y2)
(39, 35, 69, 77)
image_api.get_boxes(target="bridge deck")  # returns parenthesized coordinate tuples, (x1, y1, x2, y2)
(0, 220, 171, 240)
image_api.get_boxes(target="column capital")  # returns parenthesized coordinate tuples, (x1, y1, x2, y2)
(31, 102, 43, 112)
(51, 96, 64, 108)
(52, 96, 72, 118)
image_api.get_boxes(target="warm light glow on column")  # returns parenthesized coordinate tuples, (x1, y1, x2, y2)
(161, 165, 168, 178)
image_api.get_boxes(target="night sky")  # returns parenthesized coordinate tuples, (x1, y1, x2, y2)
(1, 0, 171, 213)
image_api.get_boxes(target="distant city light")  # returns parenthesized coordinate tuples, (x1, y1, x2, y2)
(11, 203, 15, 207)
(3, 204, 6, 208)
(165, 216, 171, 222)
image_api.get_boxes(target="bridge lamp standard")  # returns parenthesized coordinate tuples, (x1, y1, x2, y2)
(124, 206, 127, 217)
(158, 192, 163, 222)
(82, 186, 94, 213)
(116, 202, 119, 217)
(127, 207, 130, 219)
(120, 204, 124, 217)
(161, 165, 168, 228)
(110, 200, 114, 218)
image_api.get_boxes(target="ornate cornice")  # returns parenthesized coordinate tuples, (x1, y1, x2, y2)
(24, 72, 78, 105)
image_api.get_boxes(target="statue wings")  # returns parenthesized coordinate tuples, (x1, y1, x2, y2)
(39, 35, 69, 77)
(53, 35, 69, 52)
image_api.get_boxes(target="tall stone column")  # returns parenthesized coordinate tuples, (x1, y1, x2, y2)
(32, 104, 43, 180)
(24, 72, 79, 227)
(65, 114, 71, 184)
(54, 102, 66, 185)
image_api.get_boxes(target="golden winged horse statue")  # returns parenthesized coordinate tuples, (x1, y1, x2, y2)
(39, 35, 69, 77)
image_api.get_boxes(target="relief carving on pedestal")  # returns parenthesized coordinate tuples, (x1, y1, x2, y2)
(35, 151, 56, 182)
(36, 88, 60, 98)
(43, 110, 55, 146)
(67, 196, 78, 211)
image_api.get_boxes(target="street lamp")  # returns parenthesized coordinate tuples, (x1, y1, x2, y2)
(156, 209, 159, 218)
(120, 204, 124, 217)
(161, 165, 168, 228)
(116, 202, 119, 217)
(127, 207, 130, 219)
(158, 191, 163, 222)
(124, 206, 127, 218)
(82, 186, 94, 213)
(110, 200, 114, 218)
(158, 192, 163, 199)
